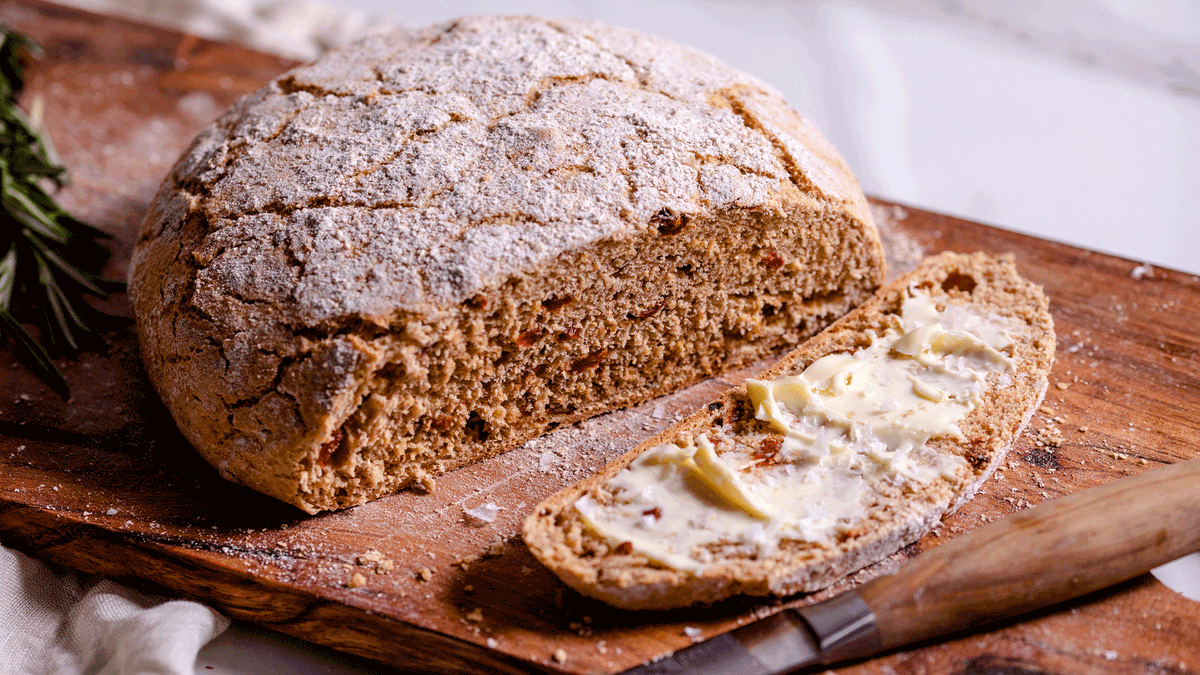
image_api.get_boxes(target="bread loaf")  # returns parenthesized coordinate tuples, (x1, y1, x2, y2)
(129, 16, 884, 513)
(523, 252, 1055, 609)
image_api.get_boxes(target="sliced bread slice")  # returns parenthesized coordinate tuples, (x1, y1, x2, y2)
(522, 251, 1055, 610)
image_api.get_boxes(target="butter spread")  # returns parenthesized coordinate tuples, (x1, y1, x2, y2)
(574, 289, 1025, 572)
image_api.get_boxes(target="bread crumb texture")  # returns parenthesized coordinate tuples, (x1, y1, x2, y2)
(523, 252, 1056, 609)
(129, 16, 884, 512)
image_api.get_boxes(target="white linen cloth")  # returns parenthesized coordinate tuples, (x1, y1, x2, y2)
(0, 545, 228, 675)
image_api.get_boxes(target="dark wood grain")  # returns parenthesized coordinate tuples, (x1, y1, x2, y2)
(1, 2, 1198, 673)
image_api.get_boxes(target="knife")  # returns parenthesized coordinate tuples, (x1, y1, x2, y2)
(624, 457, 1200, 675)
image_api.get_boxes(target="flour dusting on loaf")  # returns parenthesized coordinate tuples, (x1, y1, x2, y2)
(130, 16, 885, 512)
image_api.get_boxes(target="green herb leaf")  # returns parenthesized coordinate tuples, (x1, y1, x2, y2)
(0, 25, 127, 397)
(0, 308, 68, 396)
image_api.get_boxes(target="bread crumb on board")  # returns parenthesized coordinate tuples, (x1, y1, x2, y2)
(416, 567, 434, 582)
(355, 549, 395, 574)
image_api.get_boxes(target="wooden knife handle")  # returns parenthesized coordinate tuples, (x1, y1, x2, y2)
(857, 458, 1200, 650)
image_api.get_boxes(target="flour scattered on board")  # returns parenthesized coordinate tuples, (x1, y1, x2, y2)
(870, 202, 924, 281)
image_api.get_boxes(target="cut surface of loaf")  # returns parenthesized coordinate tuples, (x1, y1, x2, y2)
(523, 252, 1055, 610)
(128, 16, 884, 512)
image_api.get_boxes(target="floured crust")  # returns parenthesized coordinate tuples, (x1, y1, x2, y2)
(129, 16, 884, 512)
(522, 252, 1056, 609)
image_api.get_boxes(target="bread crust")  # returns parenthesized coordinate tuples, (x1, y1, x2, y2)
(129, 16, 884, 512)
(523, 252, 1056, 609)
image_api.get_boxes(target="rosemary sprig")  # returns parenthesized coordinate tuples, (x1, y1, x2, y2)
(1, 26, 126, 397)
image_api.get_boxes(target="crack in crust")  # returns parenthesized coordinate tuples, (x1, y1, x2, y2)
(129, 16, 884, 513)
(713, 86, 822, 198)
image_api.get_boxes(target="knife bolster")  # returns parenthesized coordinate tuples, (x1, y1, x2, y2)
(795, 590, 882, 664)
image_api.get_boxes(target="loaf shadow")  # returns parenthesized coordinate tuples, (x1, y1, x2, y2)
(1, 326, 305, 531)
(445, 535, 797, 636)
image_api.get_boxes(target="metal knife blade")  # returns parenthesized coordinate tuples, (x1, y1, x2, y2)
(621, 613, 817, 675)
(623, 592, 878, 675)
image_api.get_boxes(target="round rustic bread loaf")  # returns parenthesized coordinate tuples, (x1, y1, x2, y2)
(129, 16, 885, 513)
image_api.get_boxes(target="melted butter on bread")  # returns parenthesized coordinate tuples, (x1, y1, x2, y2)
(574, 289, 1023, 572)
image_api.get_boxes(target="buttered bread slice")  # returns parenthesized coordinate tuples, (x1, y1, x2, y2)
(523, 252, 1055, 609)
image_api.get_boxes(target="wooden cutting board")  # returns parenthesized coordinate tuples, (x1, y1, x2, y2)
(1, 2, 1198, 673)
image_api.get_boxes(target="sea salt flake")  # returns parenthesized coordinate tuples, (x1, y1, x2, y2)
(465, 502, 501, 524)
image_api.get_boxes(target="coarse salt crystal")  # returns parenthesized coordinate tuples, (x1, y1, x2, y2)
(105, 508, 118, 516)
(651, 405, 666, 419)
(683, 626, 703, 642)
(465, 502, 501, 524)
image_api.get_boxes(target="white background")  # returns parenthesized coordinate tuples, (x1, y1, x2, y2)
(71, 0, 1200, 273)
